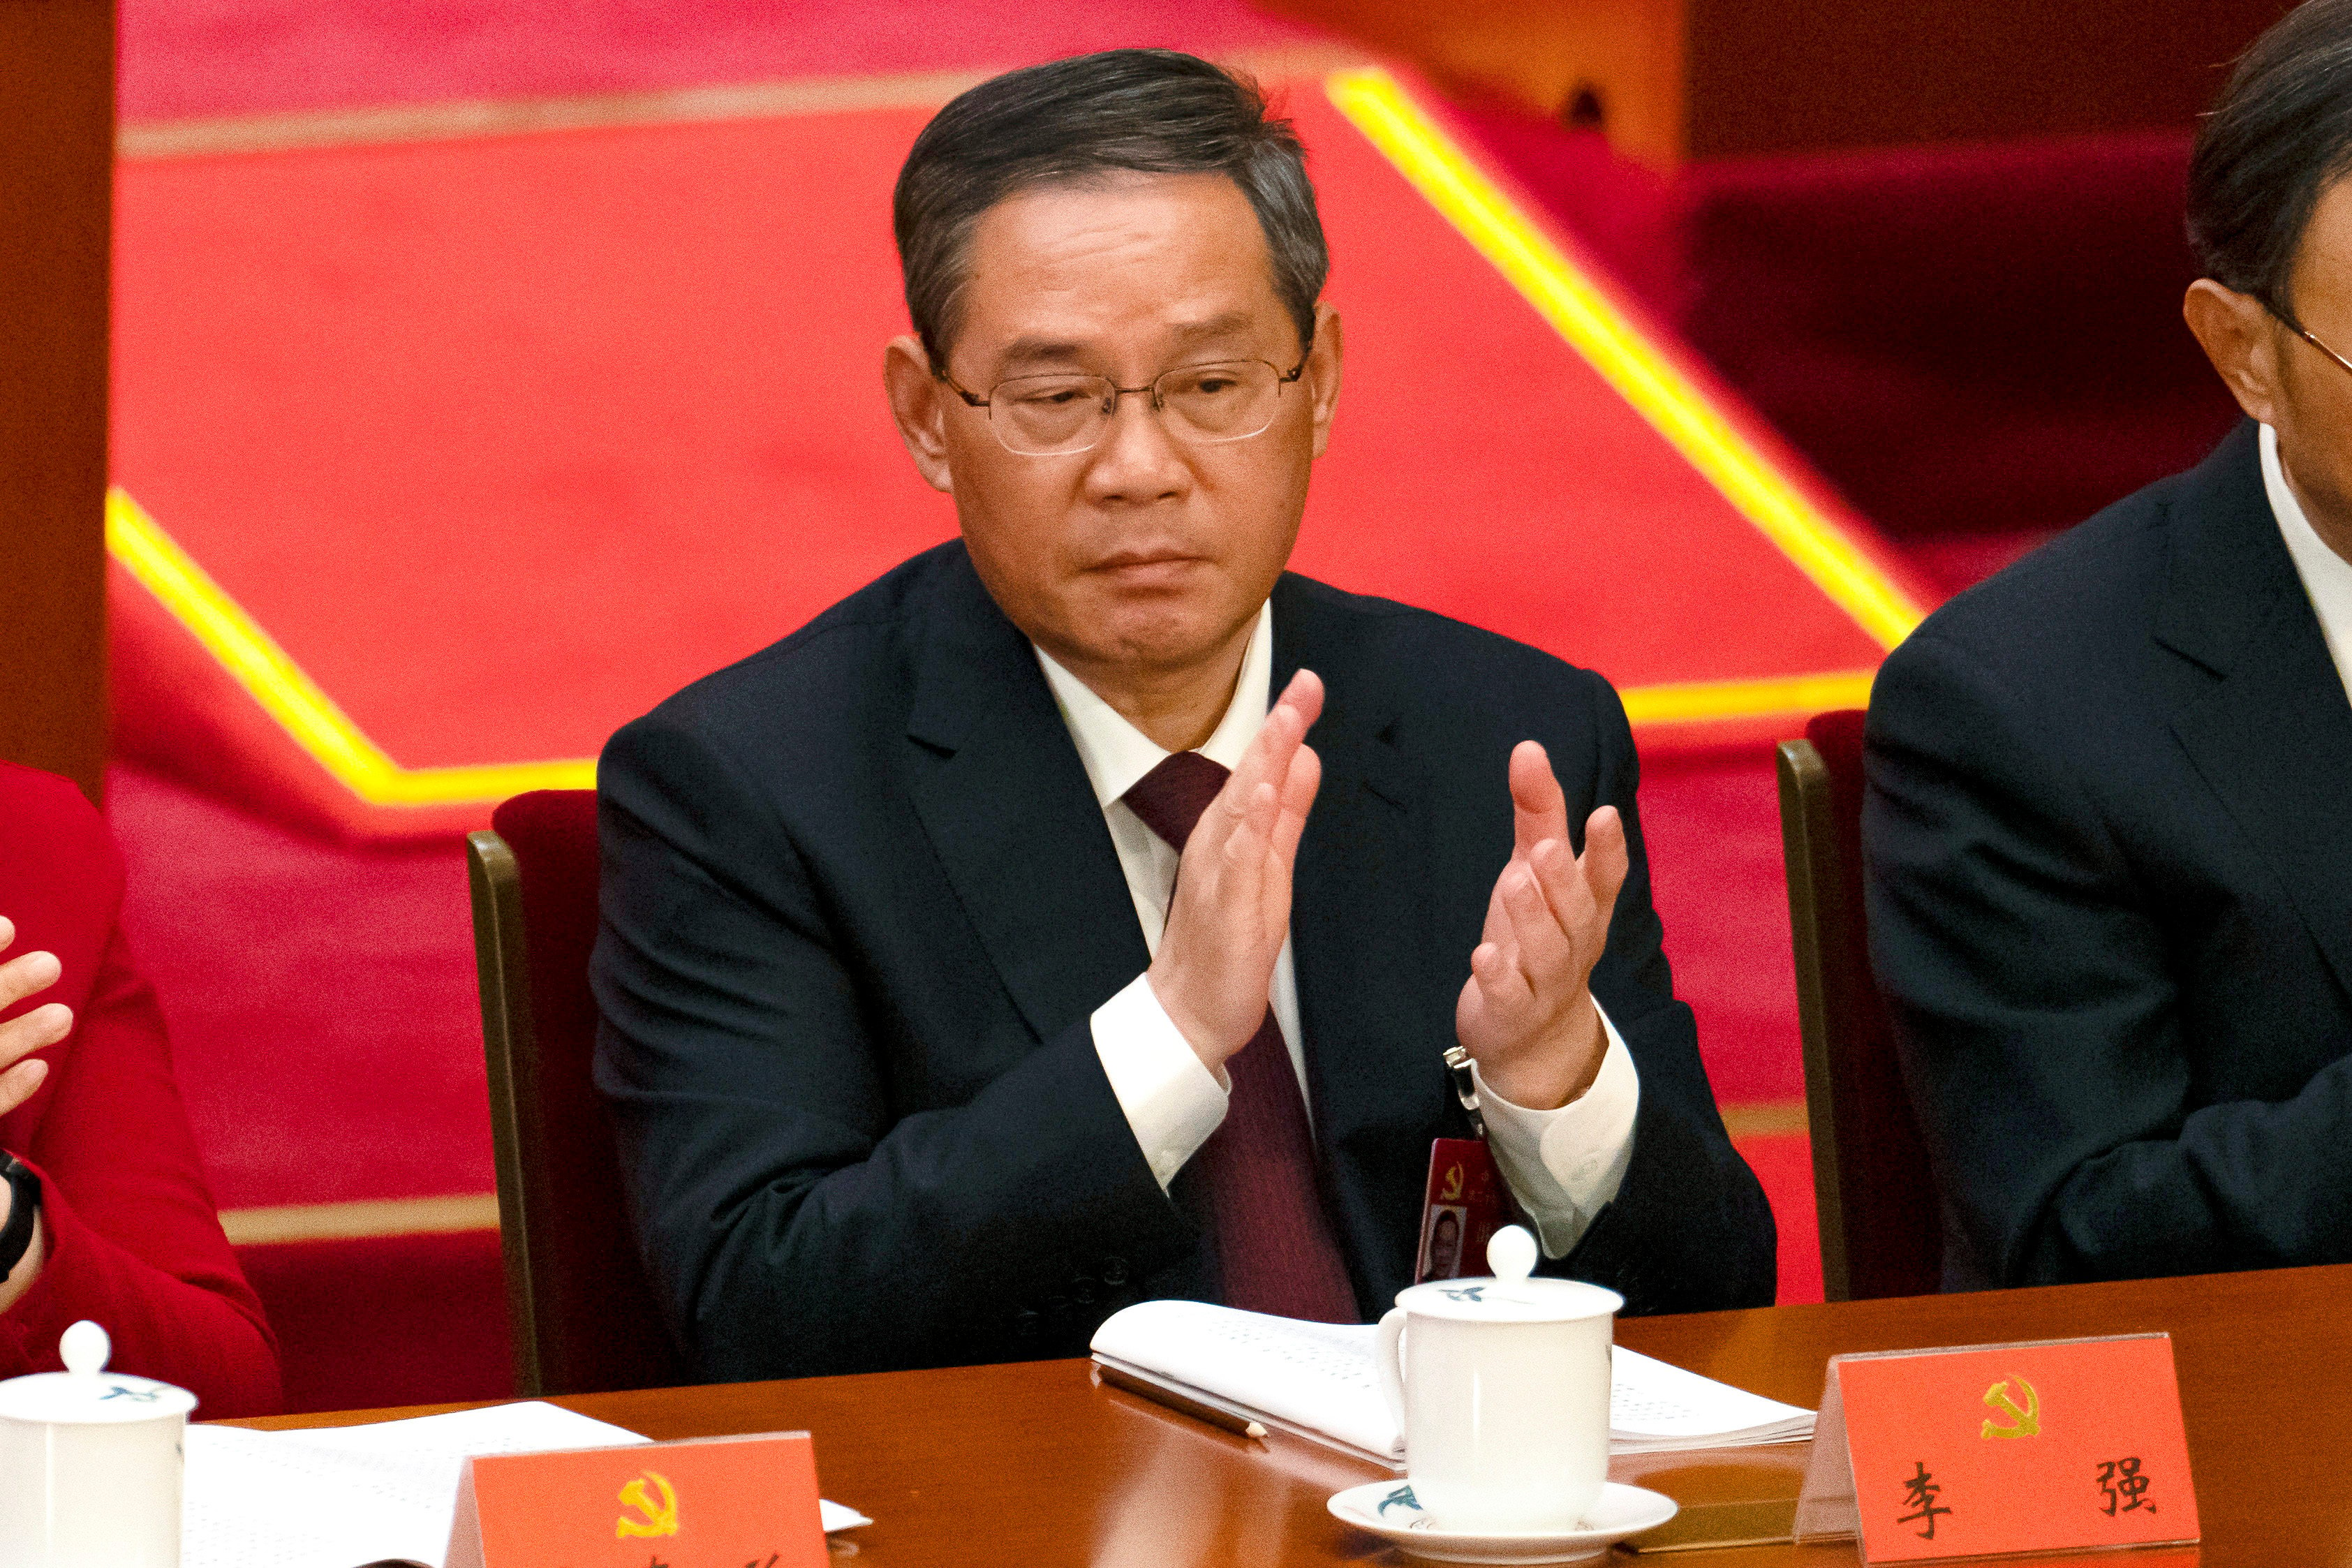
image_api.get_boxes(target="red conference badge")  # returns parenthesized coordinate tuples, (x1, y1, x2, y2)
(444, 1430, 829, 1568)
(1793, 1335, 2199, 1562)
(1415, 1137, 1513, 1282)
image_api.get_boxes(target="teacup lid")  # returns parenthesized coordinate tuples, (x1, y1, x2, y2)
(1391, 1226, 1625, 1323)
(0, 1322, 198, 1424)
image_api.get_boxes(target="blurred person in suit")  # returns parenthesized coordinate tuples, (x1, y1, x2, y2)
(1866, 0, 2352, 1289)
(0, 760, 281, 1412)
(595, 50, 1771, 1381)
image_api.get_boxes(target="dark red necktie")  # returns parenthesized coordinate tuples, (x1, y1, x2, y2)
(1123, 751, 1359, 1323)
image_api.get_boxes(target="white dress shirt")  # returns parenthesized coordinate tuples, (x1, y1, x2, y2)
(2262, 422, 2352, 704)
(1034, 602, 1640, 1257)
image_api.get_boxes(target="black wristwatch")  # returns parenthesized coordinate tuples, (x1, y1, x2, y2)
(0, 1152, 42, 1279)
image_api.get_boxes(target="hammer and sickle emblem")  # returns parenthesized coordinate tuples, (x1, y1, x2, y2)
(1981, 1375, 2041, 1440)
(1440, 1163, 1464, 1201)
(616, 1470, 680, 1539)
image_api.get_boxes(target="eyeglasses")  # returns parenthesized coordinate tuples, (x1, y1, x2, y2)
(937, 354, 1309, 457)
(2288, 320, 2352, 380)
(2267, 297, 2352, 380)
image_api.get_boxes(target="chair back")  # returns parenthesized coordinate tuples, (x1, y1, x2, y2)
(1776, 710, 1942, 1300)
(468, 791, 683, 1396)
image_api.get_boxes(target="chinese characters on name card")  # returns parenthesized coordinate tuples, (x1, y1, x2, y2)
(1796, 1333, 2198, 1562)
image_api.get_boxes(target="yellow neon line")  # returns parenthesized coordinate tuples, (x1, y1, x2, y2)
(106, 489, 595, 807)
(1618, 670, 1875, 728)
(1324, 68, 1926, 653)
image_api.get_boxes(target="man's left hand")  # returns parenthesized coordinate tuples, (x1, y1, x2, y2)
(1455, 741, 1628, 1111)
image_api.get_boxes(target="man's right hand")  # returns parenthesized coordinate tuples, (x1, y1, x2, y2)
(0, 917, 69, 1119)
(1148, 670, 1324, 1079)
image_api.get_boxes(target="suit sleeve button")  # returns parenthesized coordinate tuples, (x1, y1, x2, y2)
(1101, 1257, 1129, 1286)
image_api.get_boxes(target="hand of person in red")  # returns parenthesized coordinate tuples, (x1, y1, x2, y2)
(0, 916, 69, 1119)
(0, 915, 67, 1308)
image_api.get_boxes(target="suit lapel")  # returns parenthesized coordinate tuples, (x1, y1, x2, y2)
(903, 550, 1151, 1044)
(2155, 422, 2352, 1005)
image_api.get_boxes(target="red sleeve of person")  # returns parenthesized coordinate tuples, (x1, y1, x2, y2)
(0, 760, 281, 1417)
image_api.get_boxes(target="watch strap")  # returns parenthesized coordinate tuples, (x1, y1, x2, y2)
(0, 1153, 42, 1280)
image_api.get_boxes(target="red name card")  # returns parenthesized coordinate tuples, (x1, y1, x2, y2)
(1794, 1334, 2199, 1562)
(444, 1430, 829, 1568)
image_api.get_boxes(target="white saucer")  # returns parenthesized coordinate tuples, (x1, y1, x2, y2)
(1328, 1479, 1678, 1565)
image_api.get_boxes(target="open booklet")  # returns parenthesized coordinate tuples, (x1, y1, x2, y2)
(184, 1400, 871, 1568)
(1091, 1300, 1812, 1471)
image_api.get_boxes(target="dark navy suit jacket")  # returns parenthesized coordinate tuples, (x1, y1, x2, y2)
(593, 542, 1773, 1380)
(1866, 422, 2352, 1289)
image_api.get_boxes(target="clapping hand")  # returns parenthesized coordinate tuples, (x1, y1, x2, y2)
(0, 917, 69, 1118)
(1455, 741, 1629, 1110)
(1148, 670, 1324, 1079)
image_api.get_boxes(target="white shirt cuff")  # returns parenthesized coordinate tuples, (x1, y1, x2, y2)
(1472, 1001, 1641, 1259)
(1091, 972, 1229, 1190)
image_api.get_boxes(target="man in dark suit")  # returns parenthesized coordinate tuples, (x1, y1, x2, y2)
(593, 50, 1771, 1382)
(1865, 0, 2352, 1291)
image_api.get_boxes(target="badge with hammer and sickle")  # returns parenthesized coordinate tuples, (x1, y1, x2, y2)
(616, 1470, 680, 1539)
(1981, 1375, 2041, 1440)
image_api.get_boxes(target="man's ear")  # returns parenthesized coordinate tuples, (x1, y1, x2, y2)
(885, 334, 955, 494)
(1306, 302, 1344, 461)
(2184, 279, 2284, 427)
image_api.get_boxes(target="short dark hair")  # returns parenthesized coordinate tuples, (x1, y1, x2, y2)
(892, 50, 1327, 367)
(2188, 0, 2352, 323)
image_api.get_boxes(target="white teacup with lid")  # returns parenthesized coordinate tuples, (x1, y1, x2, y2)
(1375, 1225, 1623, 1534)
(0, 1319, 196, 1567)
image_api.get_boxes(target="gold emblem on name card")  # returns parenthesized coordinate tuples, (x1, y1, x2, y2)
(1981, 1375, 2041, 1440)
(616, 1470, 680, 1539)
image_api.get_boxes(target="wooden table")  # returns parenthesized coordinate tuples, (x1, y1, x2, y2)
(244, 1264, 2352, 1565)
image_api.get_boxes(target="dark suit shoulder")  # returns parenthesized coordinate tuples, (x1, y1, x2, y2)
(1275, 572, 1612, 721)
(1895, 422, 2267, 697)
(604, 542, 969, 772)
(1901, 473, 2178, 676)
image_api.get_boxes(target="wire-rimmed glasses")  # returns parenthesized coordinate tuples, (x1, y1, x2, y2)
(2266, 295, 2352, 381)
(938, 355, 1309, 456)
(2288, 318, 2352, 380)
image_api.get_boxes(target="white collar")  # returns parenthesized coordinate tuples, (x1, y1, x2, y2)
(1035, 601, 1275, 807)
(2258, 423, 2352, 690)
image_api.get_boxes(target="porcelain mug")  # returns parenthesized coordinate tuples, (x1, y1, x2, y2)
(0, 1321, 194, 1567)
(1375, 1226, 1622, 1534)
